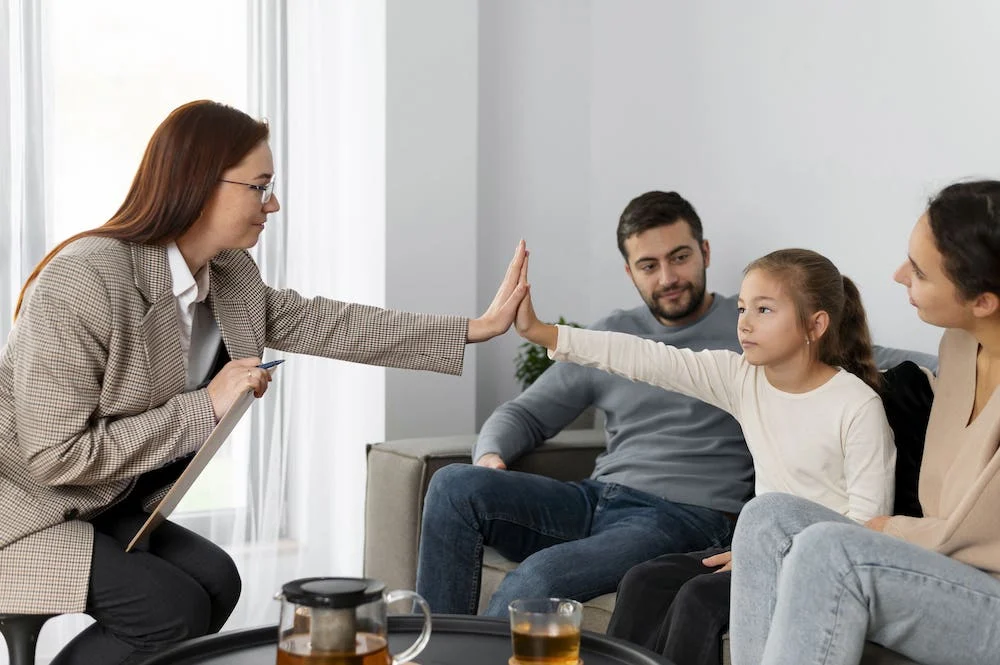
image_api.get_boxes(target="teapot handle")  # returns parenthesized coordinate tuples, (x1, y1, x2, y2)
(386, 590, 432, 665)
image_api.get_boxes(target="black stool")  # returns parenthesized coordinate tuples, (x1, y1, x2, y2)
(0, 614, 56, 665)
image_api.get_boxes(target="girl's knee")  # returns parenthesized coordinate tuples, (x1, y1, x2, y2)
(617, 561, 657, 601)
(673, 574, 727, 614)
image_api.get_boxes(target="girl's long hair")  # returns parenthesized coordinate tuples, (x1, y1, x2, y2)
(745, 249, 882, 392)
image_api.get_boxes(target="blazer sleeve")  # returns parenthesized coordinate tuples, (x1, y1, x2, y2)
(263, 285, 468, 376)
(12, 254, 217, 487)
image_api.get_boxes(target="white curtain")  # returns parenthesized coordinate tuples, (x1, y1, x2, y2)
(0, 0, 47, 341)
(2, 3, 96, 663)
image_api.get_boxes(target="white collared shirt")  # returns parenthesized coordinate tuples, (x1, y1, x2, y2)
(166, 242, 222, 390)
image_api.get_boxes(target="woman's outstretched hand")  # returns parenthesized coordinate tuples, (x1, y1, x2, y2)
(467, 240, 530, 343)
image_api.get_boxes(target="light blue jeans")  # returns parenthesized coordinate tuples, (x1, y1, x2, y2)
(730, 493, 1000, 665)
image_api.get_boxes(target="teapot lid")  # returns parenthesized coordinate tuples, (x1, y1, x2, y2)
(281, 577, 385, 609)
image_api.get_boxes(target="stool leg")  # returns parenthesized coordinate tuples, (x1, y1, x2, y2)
(0, 615, 52, 665)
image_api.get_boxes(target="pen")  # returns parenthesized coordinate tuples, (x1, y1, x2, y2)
(257, 360, 285, 370)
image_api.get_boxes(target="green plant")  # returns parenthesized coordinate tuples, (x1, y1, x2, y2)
(513, 316, 582, 390)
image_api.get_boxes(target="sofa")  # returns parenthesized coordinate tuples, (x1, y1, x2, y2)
(363, 363, 934, 665)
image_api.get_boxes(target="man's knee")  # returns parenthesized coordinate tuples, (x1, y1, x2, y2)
(497, 559, 563, 600)
(424, 464, 510, 523)
(425, 464, 483, 509)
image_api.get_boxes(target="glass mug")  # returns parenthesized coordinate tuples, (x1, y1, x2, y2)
(508, 598, 583, 665)
(275, 577, 432, 665)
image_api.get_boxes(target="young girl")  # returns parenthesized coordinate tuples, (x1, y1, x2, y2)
(729, 181, 1000, 665)
(515, 247, 896, 665)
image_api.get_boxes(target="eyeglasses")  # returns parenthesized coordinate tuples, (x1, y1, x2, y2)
(219, 177, 276, 204)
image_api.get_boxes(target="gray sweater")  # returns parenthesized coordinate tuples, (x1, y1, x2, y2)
(475, 295, 940, 515)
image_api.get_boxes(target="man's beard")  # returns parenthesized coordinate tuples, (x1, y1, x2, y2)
(644, 277, 708, 323)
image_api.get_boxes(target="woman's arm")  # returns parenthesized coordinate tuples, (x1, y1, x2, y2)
(262, 241, 528, 372)
(12, 255, 218, 486)
(264, 287, 469, 375)
(881, 463, 1000, 576)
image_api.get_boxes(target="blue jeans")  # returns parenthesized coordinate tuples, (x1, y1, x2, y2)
(730, 493, 1000, 665)
(415, 464, 734, 616)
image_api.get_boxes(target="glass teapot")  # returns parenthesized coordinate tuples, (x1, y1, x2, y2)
(275, 577, 432, 665)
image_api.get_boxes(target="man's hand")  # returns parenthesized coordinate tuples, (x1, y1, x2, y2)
(865, 516, 890, 532)
(702, 550, 733, 573)
(475, 453, 507, 470)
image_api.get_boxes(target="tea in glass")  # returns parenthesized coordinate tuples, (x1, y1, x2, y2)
(508, 598, 583, 665)
(510, 623, 581, 664)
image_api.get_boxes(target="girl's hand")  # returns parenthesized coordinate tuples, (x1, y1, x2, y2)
(206, 357, 272, 421)
(513, 254, 558, 350)
(865, 516, 890, 532)
(467, 240, 529, 343)
(703, 550, 733, 573)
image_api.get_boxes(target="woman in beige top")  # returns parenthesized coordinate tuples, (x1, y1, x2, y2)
(728, 180, 1000, 665)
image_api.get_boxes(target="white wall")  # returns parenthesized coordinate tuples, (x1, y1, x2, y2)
(475, 0, 1000, 425)
(477, 0, 593, 425)
(385, 0, 480, 438)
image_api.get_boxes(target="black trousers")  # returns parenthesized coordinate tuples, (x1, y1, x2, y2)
(50, 487, 241, 665)
(607, 547, 731, 665)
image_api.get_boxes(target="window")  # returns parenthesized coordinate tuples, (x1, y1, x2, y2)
(44, 0, 251, 525)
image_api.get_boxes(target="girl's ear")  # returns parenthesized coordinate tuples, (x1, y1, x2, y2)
(809, 310, 831, 344)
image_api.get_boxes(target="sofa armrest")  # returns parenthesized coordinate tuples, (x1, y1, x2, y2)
(363, 430, 606, 592)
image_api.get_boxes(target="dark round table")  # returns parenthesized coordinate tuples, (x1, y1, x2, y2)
(143, 615, 674, 665)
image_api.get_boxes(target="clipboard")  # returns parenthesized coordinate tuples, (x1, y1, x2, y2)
(125, 362, 283, 552)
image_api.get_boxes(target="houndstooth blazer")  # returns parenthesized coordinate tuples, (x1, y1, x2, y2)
(0, 237, 467, 613)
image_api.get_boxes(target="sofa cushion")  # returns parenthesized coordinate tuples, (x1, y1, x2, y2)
(880, 361, 934, 518)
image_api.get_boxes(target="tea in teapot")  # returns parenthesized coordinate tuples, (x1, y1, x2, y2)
(275, 577, 431, 665)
